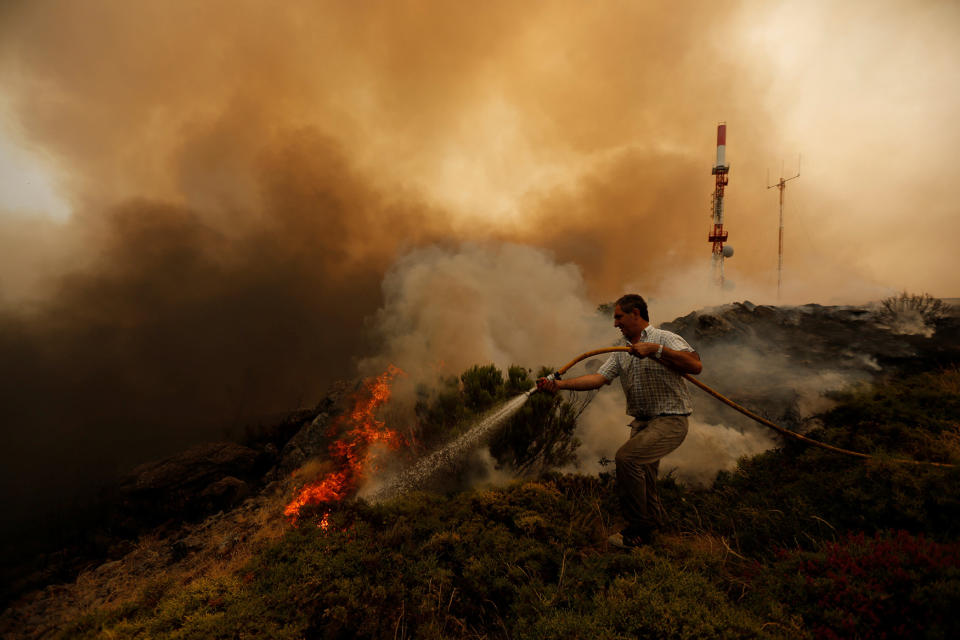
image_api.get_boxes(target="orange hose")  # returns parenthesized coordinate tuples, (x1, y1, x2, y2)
(555, 347, 954, 469)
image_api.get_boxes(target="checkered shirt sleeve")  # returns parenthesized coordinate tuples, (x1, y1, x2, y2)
(596, 327, 695, 418)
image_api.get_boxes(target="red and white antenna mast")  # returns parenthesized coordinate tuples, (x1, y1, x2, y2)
(767, 157, 800, 300)
(709, 123, 733, 286)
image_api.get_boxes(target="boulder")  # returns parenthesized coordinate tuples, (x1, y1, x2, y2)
(200, 476, 250, 511)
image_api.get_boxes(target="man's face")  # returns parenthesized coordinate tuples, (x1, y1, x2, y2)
(613, 304, 645, 341)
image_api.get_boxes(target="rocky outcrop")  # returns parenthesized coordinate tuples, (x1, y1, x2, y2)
(118, 442, 265, 523)
(661, 300, 960, 431)
(664, 300, 960, 374)
(0, 396, 346, 614)
(276, 410, 334, 477)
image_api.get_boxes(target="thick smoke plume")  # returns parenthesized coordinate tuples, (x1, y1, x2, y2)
(0, 133, 444, 529)
(1, 0, 957, 532)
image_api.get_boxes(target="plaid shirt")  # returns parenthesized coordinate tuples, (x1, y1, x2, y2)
(597, 326, 695, 418)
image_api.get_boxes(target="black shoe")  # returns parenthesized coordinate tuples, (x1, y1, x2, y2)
(607, 532, 637, 549)
(608, 527, 652, 549)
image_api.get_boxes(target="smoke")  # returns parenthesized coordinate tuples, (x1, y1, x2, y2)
(361, 242, 878, 490)
(565, 299, 877, 487)
(0, 0, 957, 532)
(565, 380, 781, 488)
(0, 130, 444, 529)
(361, 243, 615, 383)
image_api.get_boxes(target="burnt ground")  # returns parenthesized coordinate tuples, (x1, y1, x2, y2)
(661, 300, 960, 432)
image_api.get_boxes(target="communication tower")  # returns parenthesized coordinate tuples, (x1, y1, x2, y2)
(767, 158, 800, 300)
(709, 123, 733, 286)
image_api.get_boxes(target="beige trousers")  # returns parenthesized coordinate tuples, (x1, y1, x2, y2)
(614, 415, 689, 531)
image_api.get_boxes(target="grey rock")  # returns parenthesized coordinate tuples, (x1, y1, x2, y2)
(123, 442, 260, 495)
(119, 442, 262, 521)
(279, 411, 333, 475)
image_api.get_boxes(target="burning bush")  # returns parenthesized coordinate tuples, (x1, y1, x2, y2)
(284, 365, 406, 525)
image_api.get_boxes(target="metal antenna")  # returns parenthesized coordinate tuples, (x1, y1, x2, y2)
(767, 155, 800, 300)
(708, 123, 732, 288)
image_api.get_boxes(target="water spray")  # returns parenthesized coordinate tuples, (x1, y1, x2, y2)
(365, 391, 534, 503)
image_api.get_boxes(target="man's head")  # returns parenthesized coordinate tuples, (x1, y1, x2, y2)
(613, 294, 649, 341)
(615, 294, 649, 321)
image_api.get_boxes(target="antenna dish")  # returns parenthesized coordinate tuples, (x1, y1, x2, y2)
(722, 245, 734, 258)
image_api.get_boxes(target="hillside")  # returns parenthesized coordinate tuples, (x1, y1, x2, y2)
(2, 297, 959, 639)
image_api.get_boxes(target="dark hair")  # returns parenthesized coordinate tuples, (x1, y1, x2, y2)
(615, 294, 649, 321)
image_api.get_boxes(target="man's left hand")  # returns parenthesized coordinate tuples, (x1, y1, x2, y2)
(629, 342, 660, 358)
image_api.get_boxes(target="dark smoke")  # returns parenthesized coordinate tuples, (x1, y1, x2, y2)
(0, 131, 442, 531)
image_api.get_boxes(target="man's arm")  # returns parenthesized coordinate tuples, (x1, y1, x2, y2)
(536, 373, 611, 393)
(629, 343, 703, 375)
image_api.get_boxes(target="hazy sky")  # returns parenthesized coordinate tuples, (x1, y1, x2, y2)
(0, 0, 957, 522)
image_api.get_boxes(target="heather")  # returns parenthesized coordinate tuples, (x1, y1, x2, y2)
(44, 365, 960, 640)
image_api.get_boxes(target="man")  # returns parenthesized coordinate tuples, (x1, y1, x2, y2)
(536, 294, 702, 548)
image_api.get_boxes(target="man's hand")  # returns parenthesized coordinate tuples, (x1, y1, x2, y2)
(536, 377, 560, 393)
(631, 342, 703, 375)
(629, 342, 661, 358)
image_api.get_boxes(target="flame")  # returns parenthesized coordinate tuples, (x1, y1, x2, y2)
(284, 365, 405, 526)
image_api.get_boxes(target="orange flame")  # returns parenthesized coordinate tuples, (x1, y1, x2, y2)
(284, 365, 405, 526)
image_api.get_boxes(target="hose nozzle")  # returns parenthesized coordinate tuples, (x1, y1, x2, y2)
(528, 371, 562, 396)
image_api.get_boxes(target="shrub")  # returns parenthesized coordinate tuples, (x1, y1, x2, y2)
(753, 531, 960, 639)
(506, 365, 534, 395)
(414, 376, 468, 448)
(667, 367, 960, 556)
(412, 364, 584, 475)
(879, 292, 949, 325)
(460, 364, 504, 413)
(489, 391, 580, 473)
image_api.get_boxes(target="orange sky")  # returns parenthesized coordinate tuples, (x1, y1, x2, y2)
(1, 0, 957, 301)
(0, 0, 958, 514)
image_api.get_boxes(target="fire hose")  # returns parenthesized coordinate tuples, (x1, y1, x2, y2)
(549, 347, 954, 469)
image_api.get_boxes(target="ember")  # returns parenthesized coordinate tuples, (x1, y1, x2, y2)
(285, 365, 405, 526)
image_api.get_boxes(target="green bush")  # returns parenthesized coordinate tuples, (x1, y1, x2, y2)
(414, 376, 469, 448)
(461, 364, 504, 413)
(489, 390, 580, 473)
(506, 365, 534, 395)
(667, 368, 960, 556)
(412, 363, 582, 474)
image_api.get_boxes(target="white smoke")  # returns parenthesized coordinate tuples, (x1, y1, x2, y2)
(566, 388, 779, 487)
(642, 259, 894, 326)
(360, 242, 616, 383)
(660, 419, 778, 487)
(880, 309, 936, 338)
(362, 241, 879, 490)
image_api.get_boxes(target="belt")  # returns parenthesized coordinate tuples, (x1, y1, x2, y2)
(631, 412, 691, 421)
